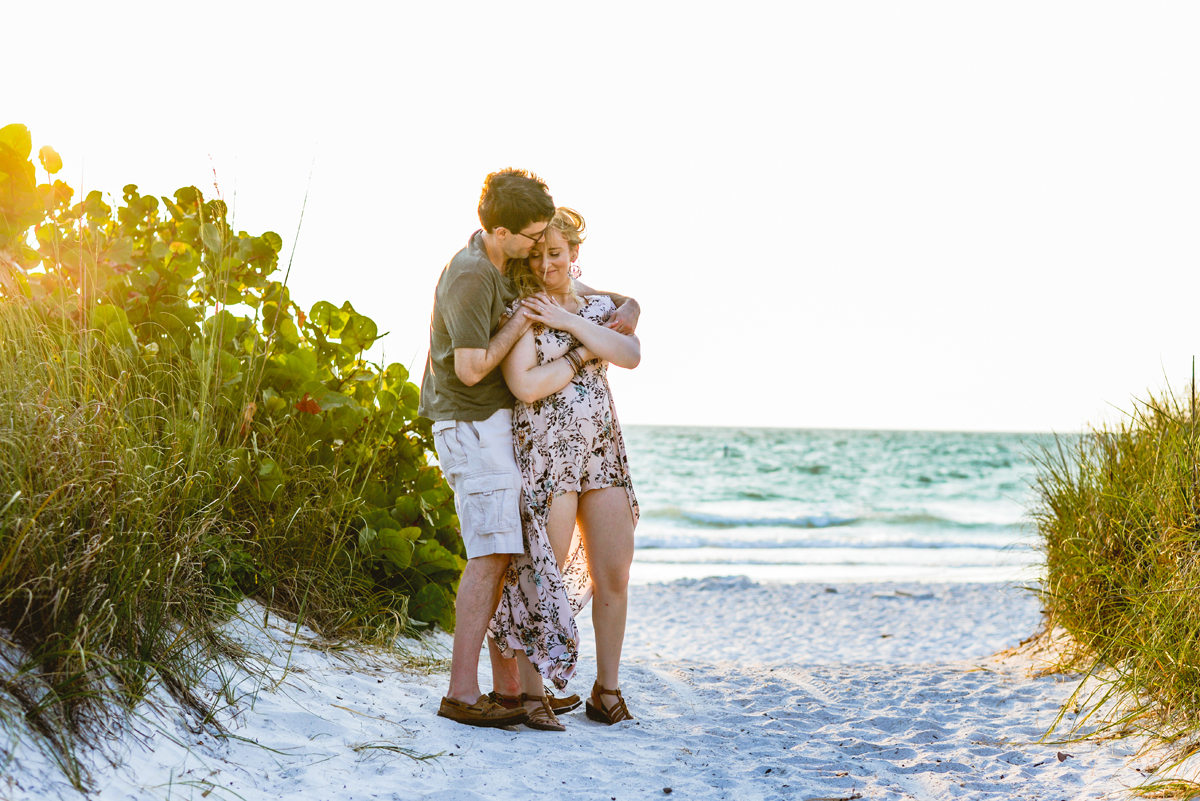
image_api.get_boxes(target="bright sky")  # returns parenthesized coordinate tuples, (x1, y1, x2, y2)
(10, 2, 1199, 432)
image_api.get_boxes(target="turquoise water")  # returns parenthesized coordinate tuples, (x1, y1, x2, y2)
(622, 426, 1058, 585)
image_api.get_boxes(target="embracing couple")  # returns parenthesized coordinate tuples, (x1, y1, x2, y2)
(418, 169, 642, 732)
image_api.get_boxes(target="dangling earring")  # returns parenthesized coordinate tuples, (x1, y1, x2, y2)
(569, 262, 582, 280)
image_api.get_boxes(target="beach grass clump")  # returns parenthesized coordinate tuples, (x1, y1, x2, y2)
(1034, 381, 1200, 749)
(0, 301, 235, 780)
(0, 123, 465, 787)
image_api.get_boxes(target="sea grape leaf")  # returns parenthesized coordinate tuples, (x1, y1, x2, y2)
(358, 525, 378, 550)
(105, 236, 134, 266)
(294, 393, 321, 414)
(340, 313, 378, 351)
(0, 124, 32, 159)
(380, 528, 415, 570)
(310, 300, 348, 336)
(315, 390, 353, 410)
(90, 304, 134, 346)
(37, 145, 62, 174)
(218, 350, 242, 379)
(392, 496, 420, 525)
(409, 582, 455, 630)
(201, 222, 222, 252)
(254, 457, 285, 502)
(401, 383, 420, 410)
(384, 362, 409, 387)
(410, 539, 464, 582)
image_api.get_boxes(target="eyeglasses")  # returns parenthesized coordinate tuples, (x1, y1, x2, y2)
(509, 225, 547, 244)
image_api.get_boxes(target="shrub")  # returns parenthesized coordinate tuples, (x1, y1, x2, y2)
(0, 123, 463, 786)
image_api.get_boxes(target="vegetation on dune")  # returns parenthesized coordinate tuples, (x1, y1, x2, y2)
(1034, 377, 1200, 790)
(0, 123, 461, 785)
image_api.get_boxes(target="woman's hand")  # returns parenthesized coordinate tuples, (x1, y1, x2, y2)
(521, 293, 580, 334)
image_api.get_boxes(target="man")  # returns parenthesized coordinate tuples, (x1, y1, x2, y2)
(420, 169, 638, 727)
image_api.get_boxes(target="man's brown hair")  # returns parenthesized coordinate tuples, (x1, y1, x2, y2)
(477, 169, 555, 234)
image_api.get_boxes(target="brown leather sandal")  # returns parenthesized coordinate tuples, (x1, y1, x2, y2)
(521, 693, 566, 732)
(585, 682, 635, 724)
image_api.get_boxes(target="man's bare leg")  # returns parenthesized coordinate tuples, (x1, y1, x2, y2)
(488, 492, 576, 696)
(448, 553, 510, 704)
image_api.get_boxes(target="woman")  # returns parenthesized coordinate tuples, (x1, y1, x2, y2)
(488, 207, 640, 731)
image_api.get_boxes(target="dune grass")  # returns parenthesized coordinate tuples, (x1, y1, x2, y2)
(1034, 377, 1200, 792)
(0, 298, 235, 784)
(0, 281, 423, 791)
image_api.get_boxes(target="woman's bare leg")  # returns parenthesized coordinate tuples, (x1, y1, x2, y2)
(577, 487, 635, 704)
(487, 636, 521, 696)
(545, 491, 578, 568)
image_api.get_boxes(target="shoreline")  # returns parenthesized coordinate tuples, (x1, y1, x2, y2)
(2, 579, 1172, 800)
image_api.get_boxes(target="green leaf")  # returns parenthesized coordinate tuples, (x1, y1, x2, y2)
(384, 362, 410, 387)
(340, 313, 378, 351)
(380, 528, 414, 570)
(105, 236, 134, 266)
(218, 350, 242, 379)
(392, 496, 420, 525)
(37, 145, 62, 174)
(409, 582, 455, 630)
(358, 525, 378, 550)
(401, 383, 420, 410)
(316, 390, 353, 410)
(0, 124, 32, 159)
(203, 309, 242, 343)
(201, 222, 222, 252)
(90, 305, 134, 346)
(254, 457, 286, 502)
(411, 538, 463, 580)
(310, 300, 348, 336)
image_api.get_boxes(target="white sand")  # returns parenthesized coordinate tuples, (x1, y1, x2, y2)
(0, 580, 1183, 800)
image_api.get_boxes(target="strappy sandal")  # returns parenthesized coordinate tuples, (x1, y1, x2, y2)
(585, 681, 635, 724)
(520, 692, 566, 732)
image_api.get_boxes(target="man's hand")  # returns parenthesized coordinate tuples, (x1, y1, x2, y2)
(604, 299, 640, 335)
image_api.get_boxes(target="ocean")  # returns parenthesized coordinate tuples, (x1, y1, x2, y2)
(622, 426, 1058, 585)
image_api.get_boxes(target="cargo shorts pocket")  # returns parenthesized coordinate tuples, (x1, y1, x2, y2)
(460, 470, 519, 536)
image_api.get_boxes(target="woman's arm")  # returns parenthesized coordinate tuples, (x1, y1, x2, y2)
(501, 328, 598, 404)
(521, 296, 640, 369)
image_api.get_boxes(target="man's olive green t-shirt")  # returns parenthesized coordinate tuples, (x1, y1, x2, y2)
(418, 230, 520, 422)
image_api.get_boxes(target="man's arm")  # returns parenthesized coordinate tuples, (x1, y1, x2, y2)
(571, 280, 640, 335)
(454, 308, 531, 386)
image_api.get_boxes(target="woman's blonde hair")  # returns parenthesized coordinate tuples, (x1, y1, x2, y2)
(507, 207, 587, 299)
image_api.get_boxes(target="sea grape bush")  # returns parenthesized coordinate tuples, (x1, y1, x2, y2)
(0, 123, 463, 630)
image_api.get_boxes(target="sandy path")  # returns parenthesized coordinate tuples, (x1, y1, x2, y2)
(1, 582, 1157, 800)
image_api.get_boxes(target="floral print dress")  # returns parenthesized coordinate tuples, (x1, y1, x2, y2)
(488, 294, 639, 689)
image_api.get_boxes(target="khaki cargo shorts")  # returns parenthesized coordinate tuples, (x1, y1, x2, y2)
(431, 409, 524, 559)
